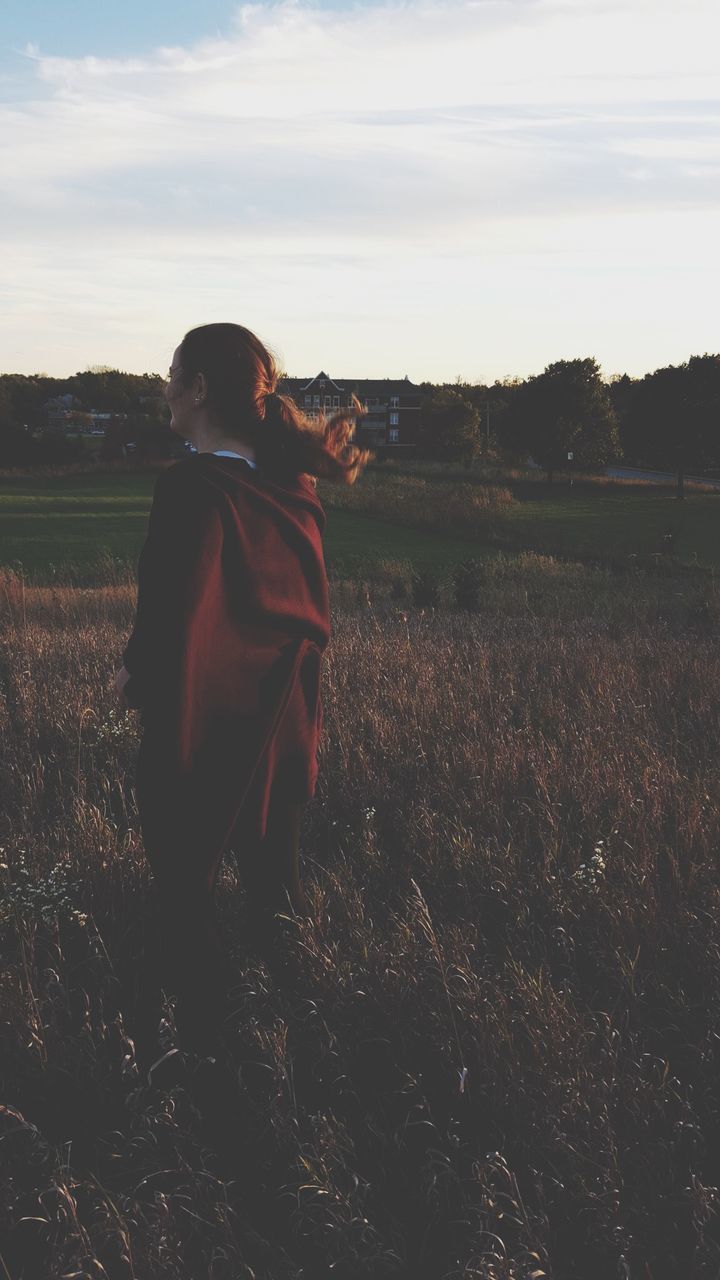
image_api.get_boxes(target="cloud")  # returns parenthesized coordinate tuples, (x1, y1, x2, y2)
(1, 0, 718, 377)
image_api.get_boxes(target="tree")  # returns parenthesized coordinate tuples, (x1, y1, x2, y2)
(0, 374, 63, 432)
(0, 422, 35, 466)
(0, 381, 32, 465)
(34, 432, 84, 465)
(686, 354, 720, 477)
(417, 388, 483, 466)
(624, 354, 720, 497)
(474, 379, 522, 460)
(607, 373, 638, 451)
(506, 358, 620, 483)
(66, 368, 165, 414)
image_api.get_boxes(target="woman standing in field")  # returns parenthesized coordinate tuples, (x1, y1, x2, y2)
(114, 323, 370, 1074)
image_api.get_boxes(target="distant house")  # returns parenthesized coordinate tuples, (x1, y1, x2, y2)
(279, 371, 424, 455)
(42, 397, 127, 436)
(81, 411, 127, 437)
(43, 394, 81, 432)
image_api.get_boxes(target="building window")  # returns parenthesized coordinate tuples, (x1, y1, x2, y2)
(313, 395, 320, 407)
(324, 395, 331, 407)
(304, 396, 311, 407)
(390, 396, 400, 408)
(332, 395, 340, 407)
(389, 411, 399, 426)
(389, 428, 399, 442)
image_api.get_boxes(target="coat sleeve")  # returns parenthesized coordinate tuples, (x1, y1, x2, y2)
(122, 467, 223, 712)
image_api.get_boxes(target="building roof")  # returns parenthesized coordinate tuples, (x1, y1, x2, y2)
(279, 373, 422, 397)
(43, 393, 80, 410)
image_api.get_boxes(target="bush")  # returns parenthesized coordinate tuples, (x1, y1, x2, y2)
(318, 471, 514, 538)
(0, 430, 85, 468)
(0, 424, 35, 466)
(452, 557, 484, 612)
(34, 432, 85, 466)
(410, 567, 440, 608)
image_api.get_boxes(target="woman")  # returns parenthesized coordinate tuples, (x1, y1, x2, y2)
(114, 323, 371, 1070)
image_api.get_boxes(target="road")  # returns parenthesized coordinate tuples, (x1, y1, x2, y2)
(604, 465, 720, 490)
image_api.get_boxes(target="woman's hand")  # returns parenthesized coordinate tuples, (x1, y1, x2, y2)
(114, 665, 132, 708)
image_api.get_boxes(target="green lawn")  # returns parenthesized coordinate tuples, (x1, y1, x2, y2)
(498, 489, 720, 567)
(1, 470, 718, 582)
(0, 472, 488, 582)
(0, 473, 155, 577)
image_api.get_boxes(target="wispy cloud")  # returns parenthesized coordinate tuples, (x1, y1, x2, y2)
(1, 0, 718, 378)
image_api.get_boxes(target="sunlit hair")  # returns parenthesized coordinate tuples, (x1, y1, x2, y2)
(178, 322, 373, 485)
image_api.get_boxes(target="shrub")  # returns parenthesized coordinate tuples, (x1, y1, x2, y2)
(452, 557, 484, 612)
(318, 471, 514, 538)
(410, 567, 440, 608)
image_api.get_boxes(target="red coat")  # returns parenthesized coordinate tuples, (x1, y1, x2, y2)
(122, 454, 330, 885)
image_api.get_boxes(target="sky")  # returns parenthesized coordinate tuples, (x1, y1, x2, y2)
(1, 0, 718, 383)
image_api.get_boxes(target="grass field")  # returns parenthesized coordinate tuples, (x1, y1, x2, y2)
(2, 461, 720, 1277)
(0, 468, 502, 581)
(497, 488, 720, 567)
(2, 570, 720, 1277)
(0, 464, 718, 581)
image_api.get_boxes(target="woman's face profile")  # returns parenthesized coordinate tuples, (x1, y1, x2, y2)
(165, 344, 194, 436)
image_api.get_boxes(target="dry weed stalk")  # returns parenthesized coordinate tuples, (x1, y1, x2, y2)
(410, 878, 468, 1098)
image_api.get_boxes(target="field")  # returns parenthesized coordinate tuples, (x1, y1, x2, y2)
(1, 463, 720, 1278)
(497, 489, 720, 567)
(0, 462, 719, 580)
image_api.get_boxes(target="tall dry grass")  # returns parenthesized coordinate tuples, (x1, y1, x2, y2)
(1, 564, 720, 1277)
(369, 458, 720, 492)
(318, 470, 514, 534)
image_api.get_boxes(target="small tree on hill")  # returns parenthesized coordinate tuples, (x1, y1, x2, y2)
(507, 357, 620, 483)
(418, 388, 483, 466)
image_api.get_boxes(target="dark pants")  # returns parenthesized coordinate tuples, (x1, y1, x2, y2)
(133, 791, 308, 1066)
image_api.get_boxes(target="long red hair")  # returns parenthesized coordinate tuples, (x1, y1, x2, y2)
(179, 323, 373, 484)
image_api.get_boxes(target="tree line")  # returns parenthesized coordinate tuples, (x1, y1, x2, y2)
(0, 369, 170, 467)
(1, 356, 719, 489)
(418, 353, 720, 492)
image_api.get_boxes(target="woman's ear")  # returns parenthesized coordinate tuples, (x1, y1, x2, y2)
(194, 372, 208, 408)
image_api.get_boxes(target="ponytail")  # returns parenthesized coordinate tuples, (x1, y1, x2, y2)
(179, 323, 374, 486)
(258, 390, 373, 486)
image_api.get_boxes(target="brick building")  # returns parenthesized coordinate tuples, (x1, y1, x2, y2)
(279, 372, 424, 456)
